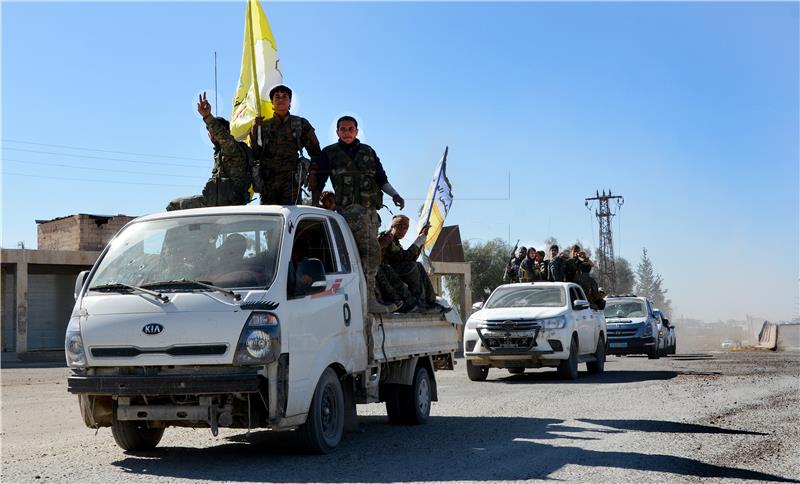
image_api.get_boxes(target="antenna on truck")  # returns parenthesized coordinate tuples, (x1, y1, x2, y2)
(214, 51, 219, 116)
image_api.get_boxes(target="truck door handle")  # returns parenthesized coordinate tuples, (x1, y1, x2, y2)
(343, 303, 351, 326)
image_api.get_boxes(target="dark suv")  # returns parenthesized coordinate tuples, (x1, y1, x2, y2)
(603, 295, 660, 359)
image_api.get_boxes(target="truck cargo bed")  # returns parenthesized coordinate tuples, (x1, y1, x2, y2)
(369, 312, 461, 363)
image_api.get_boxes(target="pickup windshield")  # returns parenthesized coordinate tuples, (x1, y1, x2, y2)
(604, 300, 646, 319)
(89, 214, 282, 290)
(485, 286, 565, 309)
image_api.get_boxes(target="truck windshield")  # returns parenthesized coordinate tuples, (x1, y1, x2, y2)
(485, 286, 565, 309)
(604, 300, 646, 318)
(89, 214, 282, 290)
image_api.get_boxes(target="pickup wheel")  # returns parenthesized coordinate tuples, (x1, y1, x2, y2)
(392, 366, 433, 425)
(297, 368, 344, 454)
(586, 336, 606, 374)
(557, 336, 579, 380)
(647, 345, 660, 359)
(110, 402, 164, 451)
(466, 361, 489, 381)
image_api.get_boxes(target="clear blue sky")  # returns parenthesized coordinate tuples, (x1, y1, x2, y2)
(2, 1, 798, 323)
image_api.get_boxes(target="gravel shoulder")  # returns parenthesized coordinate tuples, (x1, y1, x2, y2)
(1, 352, 798, 483)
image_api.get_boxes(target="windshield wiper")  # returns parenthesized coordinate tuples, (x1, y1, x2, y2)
(89, 283, 169, 303)
(142, 279, 241, 301)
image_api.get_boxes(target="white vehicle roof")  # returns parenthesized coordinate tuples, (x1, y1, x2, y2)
(496, 282, 577, 289)
(133, 205, 334, 224)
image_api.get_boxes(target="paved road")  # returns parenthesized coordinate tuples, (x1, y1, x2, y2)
(2, 352, 798, 483)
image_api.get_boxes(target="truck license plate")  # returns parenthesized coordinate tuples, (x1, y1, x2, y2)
(609, 342, 628, 348)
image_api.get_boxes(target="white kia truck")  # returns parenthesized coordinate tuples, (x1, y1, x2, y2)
(463, 282, 606, 381)
(65, 206, 461, 453)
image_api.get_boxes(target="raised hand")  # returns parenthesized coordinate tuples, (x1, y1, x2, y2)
(197, 92, 212, 118)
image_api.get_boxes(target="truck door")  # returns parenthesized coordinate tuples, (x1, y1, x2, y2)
(570, 286, 594, 354)
(284, 216, 357, 415)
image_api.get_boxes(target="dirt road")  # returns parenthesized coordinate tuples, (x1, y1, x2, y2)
(2, 352, 798, 483)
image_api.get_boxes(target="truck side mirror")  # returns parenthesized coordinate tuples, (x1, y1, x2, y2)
(294, 258, 327, 296)
(74, 270, 89, 300)
(573, 299, 590, 310)
(472, 301, 484, 311)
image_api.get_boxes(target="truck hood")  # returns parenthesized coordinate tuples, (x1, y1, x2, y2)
(606, 317, 646, 328)
(79, 292, 256, 367)
(474, 307, 565, 321)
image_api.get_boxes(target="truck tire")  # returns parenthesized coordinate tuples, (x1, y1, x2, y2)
(394, 366, 432, 425)
(647, 345, 660, 359)
(557, 336, 579, 380)
(297, 368, 344, 454)
(111, 403, 164, 451)
(384, 384, 403, 425)
(466, 361, 489, 381)
(586, 336, 606, 374)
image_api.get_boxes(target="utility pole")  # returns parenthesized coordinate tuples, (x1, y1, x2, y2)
(585, 189, 624, 294)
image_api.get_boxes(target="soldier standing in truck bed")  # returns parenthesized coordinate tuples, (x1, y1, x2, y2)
(167, 92, 252, 211)
(250, 85, 321, 205)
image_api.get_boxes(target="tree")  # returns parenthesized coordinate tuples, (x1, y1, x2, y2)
(614, 256, 635, 294)
(443, 238, 512, 314)
(634, 248, 672, 317)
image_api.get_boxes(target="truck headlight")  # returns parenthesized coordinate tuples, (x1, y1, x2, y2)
(65, 330, 87, 368)
(541, 316, 567, 329)
(465, 318, 484, 330)
(233, 312, 280, 365)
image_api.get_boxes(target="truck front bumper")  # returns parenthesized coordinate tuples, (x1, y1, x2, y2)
(607, 336, 657, 355)
(67, 369, 261, 396)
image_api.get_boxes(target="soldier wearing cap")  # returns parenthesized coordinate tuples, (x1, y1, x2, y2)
(167, 92, 252, 211)
(250, 84, 321, 205)
(313, 115, 405, 313)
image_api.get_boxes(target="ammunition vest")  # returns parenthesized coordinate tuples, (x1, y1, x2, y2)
(326, 143, 382, 209)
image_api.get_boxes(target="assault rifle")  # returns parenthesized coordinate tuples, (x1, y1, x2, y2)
(501, 239, 520, 283)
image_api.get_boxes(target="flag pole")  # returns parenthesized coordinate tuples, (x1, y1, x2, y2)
(214, 51, 218, 116)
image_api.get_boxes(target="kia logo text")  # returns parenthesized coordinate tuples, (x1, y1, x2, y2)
(142, 323, 164, 335)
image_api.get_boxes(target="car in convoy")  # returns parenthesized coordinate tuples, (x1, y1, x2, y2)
(662, 317, 676, 355)
(653, 308, 669, 356)
(604, 295, 661, 359)
(65, 206, 461, 453)
(463, 282, 607, 381)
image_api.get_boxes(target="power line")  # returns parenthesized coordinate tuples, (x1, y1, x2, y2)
(2, 147, 208, 168)
(585, 189, 624, 293)
(3, 171, 196, 188)
(3, 159, 206, 179)
(2, 139, 208, 162)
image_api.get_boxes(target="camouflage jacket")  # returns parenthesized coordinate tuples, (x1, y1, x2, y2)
(251, 113, 321, 172)
(204, 115, 250, 188)
(380, 230, 420, 266)
(316, 140, 389, 210)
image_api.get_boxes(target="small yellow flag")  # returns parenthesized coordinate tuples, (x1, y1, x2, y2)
(420, 147, 453, 253)
(230, 0, 282, 141)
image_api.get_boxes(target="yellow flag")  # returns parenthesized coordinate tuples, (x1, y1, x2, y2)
(230, 0, 282, 141)
(419, 147, 454, 253)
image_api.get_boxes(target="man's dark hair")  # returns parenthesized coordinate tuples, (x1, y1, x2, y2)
(337, 115, 358, 129)
(550, 244, 559, 251)
(537, 250, 545, 258)
(519, 246, 527, 253)
(269, 84, 292, 100)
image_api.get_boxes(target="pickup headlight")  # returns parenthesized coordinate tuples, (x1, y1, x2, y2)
(465, 318, 484, 330)
(540, 315, 567, 329)
(65, 330, 87, 368)
(233, 312, 281, 365)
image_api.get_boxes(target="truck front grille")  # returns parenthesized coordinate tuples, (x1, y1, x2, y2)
(91, 345, 229, 358)
(608, 328, 637, 338)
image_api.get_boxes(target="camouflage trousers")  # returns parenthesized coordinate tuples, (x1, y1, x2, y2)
(376, 263, 412, 305)
(340, 204, 380, 300)
(259, 170, 300, 205)
(166, 178, 249, 211)
(391, 260, 436, 306)
(166, 195, 205, 211)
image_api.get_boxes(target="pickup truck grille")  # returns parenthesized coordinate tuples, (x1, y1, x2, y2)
(483, 320, 539, 332)
(477, 320, 541, 352)
(482, 335, 536, 351)
(608, 328, 638, 338)
(91, 345, 228, 358)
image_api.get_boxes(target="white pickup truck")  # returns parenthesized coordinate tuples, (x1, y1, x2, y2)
(65, 206, 461, 453)
(463, 282, 606, 380)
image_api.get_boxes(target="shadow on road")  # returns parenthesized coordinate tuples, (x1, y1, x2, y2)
(111, 415, 796, 482)
(496, 369, 679, 384)
(577, 419, 768, 435)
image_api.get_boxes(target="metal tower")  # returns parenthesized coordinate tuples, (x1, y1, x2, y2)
(585, 190, 624, 294)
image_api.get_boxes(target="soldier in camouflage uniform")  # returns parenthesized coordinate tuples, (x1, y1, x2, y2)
(313, 116, 405, 313)
(167, 92, 252, 211)
(380, 215, 443, 311)
(376, 232, 417, 312)
(250, 85, 321, 205)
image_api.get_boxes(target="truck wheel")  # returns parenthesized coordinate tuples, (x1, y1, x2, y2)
(557, 336, 579, 380)
(384, 384, 403, 425)
(298, 368, 344, 454)
(586, 337, 606, 374)
(466, 361, 489, 381)
(396, 366, 432, 425)
(111, 403, 164, 451)
(647, 345, 660, 359)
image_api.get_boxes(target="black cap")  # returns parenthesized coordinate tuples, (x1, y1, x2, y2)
(269, 84, 292, 100)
